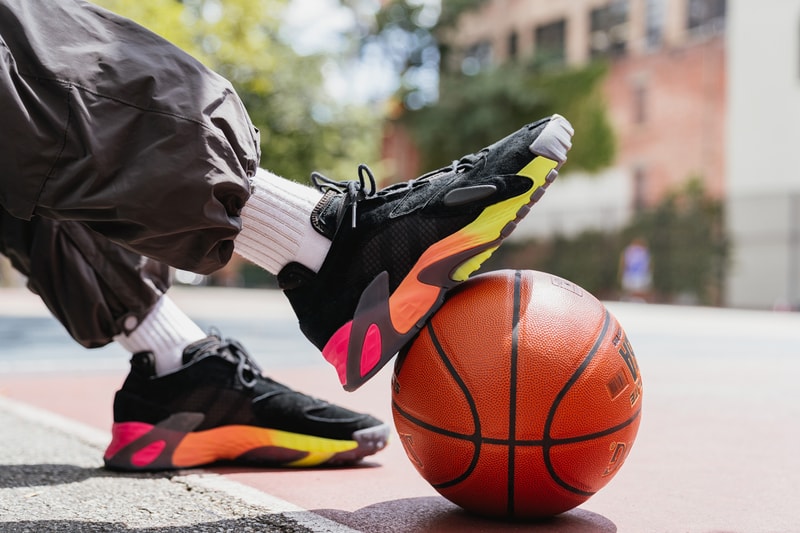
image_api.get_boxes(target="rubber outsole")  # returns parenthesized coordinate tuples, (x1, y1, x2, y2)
(103, 419, 391, 471)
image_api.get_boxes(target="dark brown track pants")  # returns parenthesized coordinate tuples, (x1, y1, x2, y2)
(0, 0, 261, 346)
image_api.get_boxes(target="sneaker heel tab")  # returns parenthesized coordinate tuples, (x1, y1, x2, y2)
(181, 336, 220, 364)
(130, 351, 156, 377)
(310, 190, 340, 239)
(277, 261, 316, 291)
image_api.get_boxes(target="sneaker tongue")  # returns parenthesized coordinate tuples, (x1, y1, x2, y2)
(182, 336, 225, 365)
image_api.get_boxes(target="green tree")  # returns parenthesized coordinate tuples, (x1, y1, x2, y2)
(403, 61, 614, 172)
(94, 0, 381, 183)
(622, 178, 728, 305)
(484, 178, 729, 305)
(480, 229, 622, 300)
(370, 0, 615, 173)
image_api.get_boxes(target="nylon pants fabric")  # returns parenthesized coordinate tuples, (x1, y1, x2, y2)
(0, 212, 169, 347)
(0, 0, 262, 346)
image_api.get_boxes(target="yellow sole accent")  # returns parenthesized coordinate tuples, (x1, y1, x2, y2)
(449, 156, 557, 282)
(452, 245, 499, 281)
(518, 156, 557, 185)
(386, 155, 558, 333)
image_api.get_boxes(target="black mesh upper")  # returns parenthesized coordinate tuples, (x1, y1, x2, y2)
(113, 336, 384, 441)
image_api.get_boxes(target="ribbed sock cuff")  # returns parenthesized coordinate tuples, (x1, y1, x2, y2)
(113, 296, 207, 376)
(235, 168, 332, 274)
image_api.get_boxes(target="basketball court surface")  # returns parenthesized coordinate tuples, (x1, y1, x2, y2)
(1, 284, 798, 532)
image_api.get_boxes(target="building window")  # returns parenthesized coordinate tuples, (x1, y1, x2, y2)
(461, 41, 492, 75)
(633, 79, 647, 124)
(534, 19, 566, 67)
(645, 0, 665, 50)
(687, 0, 726, 35)
(508, 30, 518, 60)
(590, 1, 629, 59)
(633, 166, 647, 212)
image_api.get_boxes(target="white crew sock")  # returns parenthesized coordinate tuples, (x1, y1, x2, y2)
(113, 295, 207, 376)
(235, 167, 332, 274)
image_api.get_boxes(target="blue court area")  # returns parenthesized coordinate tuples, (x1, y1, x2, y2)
(0, 287, 321, 374)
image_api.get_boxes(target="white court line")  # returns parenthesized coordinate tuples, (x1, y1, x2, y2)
(0, 394, 110, 449)
(0, 395, 359, 533)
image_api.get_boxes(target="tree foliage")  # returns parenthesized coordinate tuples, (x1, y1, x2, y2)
(484, 179, 729, 305)
(438, 0, 490, 28)
(371, 0, 615, 173)
(622, 178, 728, 304)
(93, 0, 381, 182)
(402, 61, 615, 172)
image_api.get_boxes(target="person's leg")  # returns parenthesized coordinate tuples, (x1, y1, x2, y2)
(112, 295, 207, 376)
(0, 0, 390, 470)
(1, 0, 575, 395)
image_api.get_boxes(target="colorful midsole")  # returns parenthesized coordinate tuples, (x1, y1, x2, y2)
(104, 421, 360, 469)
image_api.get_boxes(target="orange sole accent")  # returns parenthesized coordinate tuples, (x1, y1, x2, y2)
(387, 156, 558, 335)
(171, 425, 359, 468)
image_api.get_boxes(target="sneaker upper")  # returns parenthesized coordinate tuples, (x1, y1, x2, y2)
(278, 115, 573, 391)
(112, 334, 384, 442)
(281, 170, 529, 326)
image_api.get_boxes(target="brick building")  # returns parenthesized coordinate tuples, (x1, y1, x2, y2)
(440, 0, 726, 219)
(383, 0, 800, 308)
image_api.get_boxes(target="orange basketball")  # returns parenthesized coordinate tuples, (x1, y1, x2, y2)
(391, 269, 643, 519)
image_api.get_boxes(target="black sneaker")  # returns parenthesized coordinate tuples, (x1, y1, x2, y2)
(103, 332, 389, 471)
(278, 114, 574, 391)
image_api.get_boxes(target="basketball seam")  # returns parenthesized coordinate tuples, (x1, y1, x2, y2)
(393, 320, 484, 490)
(542, 308, 611, 497)
(506, 270, 523, 516)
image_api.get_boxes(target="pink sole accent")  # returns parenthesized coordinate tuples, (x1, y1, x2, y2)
(323, 322, 385, 384)
(360, 324, 382, 378)
(322, 322, 353, 385)
(104, 421, 154, 459)
(131, 440, 167, 467)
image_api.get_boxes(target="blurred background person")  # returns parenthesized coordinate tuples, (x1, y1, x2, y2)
(619, 238, 653, 302)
